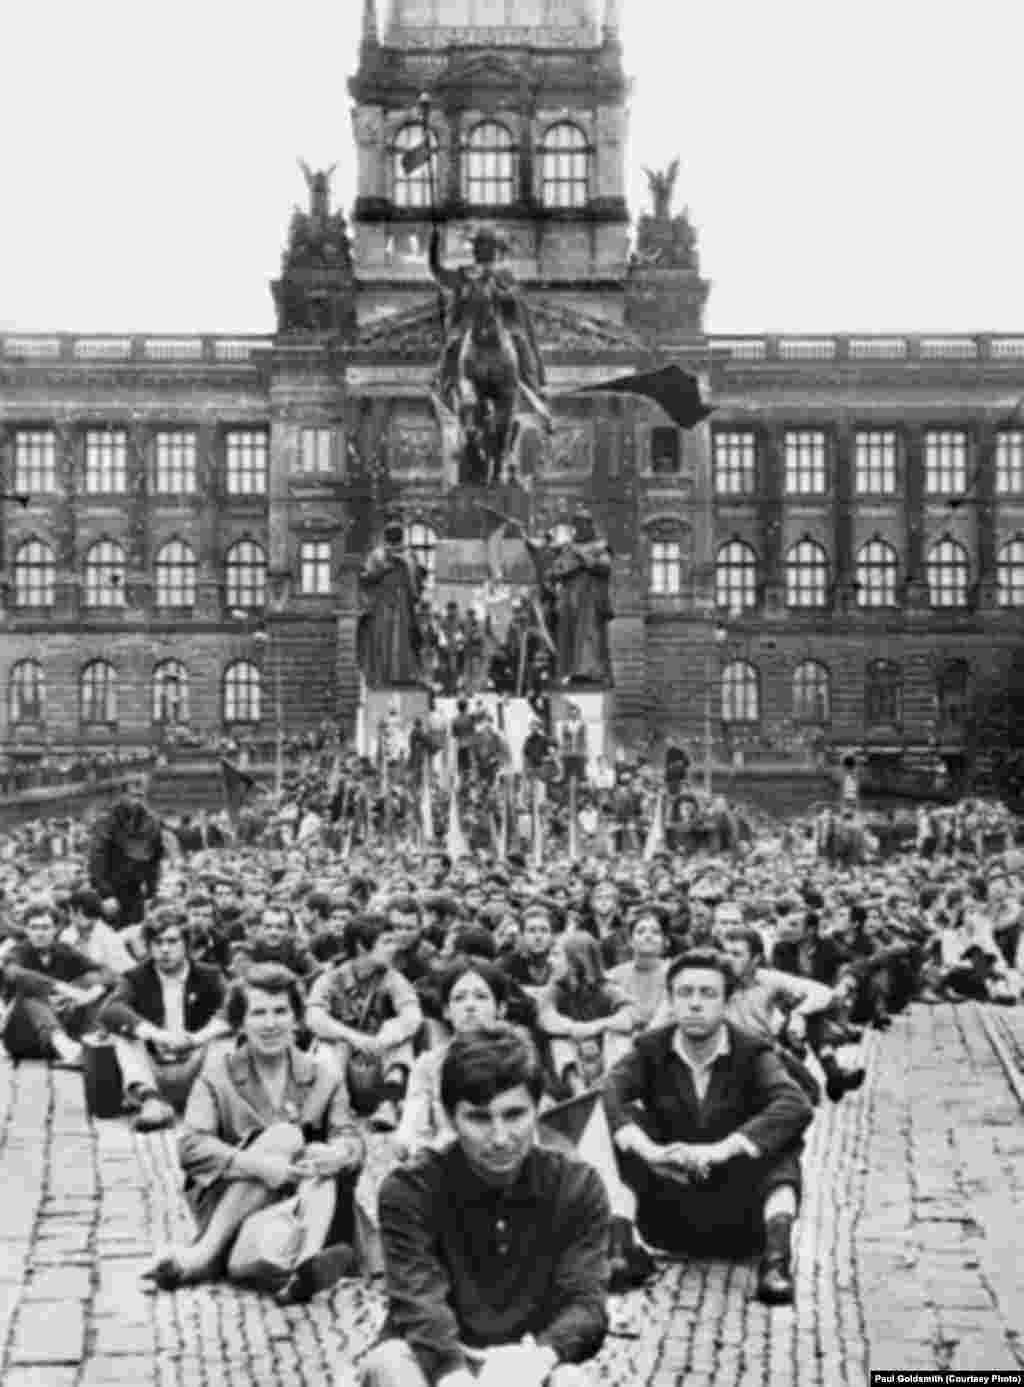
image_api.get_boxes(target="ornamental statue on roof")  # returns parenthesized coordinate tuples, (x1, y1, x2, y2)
(271, 160, 355, 338)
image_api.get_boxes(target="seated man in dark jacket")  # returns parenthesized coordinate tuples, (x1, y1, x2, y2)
(362, 1024, 608, 1387)
(89, 775, 165, 926)
(604, 948, 814, 1306)
(3, 899, 116, 1065)
(101, 907, 229, 1130)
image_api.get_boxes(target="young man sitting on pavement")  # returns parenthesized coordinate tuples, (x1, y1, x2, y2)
(100, 907, 230, 1131)
(604, 948, 814, 1305)
(361, 1023, 610, 1387)
(306, 914, 423, 1132)
(59, 886, 136, 975)
(145, 962, 362, 1301)
(2, 899, 117, 1066)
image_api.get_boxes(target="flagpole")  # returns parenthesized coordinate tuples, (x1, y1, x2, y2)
(418, 91, 446, 348)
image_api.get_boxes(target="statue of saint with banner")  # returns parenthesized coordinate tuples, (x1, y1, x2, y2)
(356, 522, 426, 688)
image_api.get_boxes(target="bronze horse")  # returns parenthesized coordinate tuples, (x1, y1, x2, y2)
(452, 275, 521, 484)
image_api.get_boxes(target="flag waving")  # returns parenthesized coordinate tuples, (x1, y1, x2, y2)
(643, 791, 665, 862)
(400, 139, 434, 175)
(566, 363, 712, 431)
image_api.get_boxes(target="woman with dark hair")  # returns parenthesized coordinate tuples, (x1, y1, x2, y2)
(144, 963, 363, 1302)
(538, 932, 633, 1095)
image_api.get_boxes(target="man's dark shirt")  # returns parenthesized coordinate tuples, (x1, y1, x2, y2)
(100, 959, 226, 1039)
(772, 936, 843, 986)
(88, 798, 164, 902)
(603, 1021, 813, 1158)
(378, 1142, 609, 1385)
(3, 940, 107, 999)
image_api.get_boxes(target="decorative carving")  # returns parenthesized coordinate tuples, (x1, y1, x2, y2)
(273, 162, 356, 339)
(549, 423, 593, 474)
(634, 156, 700, 271)
(354, 297, 644, 357)
(389, 416, 440, 472)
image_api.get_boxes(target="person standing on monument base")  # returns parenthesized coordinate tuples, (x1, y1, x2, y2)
(548, 512, 614, 687)
(357, 523, 426, 688)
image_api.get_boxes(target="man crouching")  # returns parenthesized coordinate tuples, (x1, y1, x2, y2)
(604, 949, 813, 1305)
(362, 1024, 609, 1387)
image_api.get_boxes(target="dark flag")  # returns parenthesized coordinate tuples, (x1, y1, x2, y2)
(400, 141, 434, 175)
(568, 362, 713, 431)
(221, 757, 255, 824)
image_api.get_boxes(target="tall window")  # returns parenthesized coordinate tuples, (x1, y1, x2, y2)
(9, 660, 45, 725)
(924, 430, 967, 495)
(226, 540, 267, 609)
(785, 539, 829, 608)
(12, 539, 56, 608)
(926, 536, 970, 609)
(996, 431, 1024, 495)
(650, 540, 683, 596)
(866, 660, 903, 728)
(155, 540, 197, 609)
(81, 660, 117, 727)
(299, 540, 332, 595)
(793, 661, 831, 724)
(463, 121, 515, 205)
(153, 660, 189, 725)
(299, 428, 334, 474)
(540, 122, 589, 208)
(784, 430, 827, 496)
(856, 538, 899, 608)
(224, 661, 261, 724)
(406, 523, 437, 580)
(721, 660, 759, 725)
(649, 426, 680, 476)
(713, 432, 757, 496)
(84, 429, 128, 494)
(154, 431, 197, 495)
(854, 430, 898, 496)
(225, 430, 268, 496)
(936, 659, 970, 734)
(716, 540, 758, 615)
(997, 537, 1024, 607)
(84, 540, 126, 608)
(14, 429, 57, 494)
(392, 123, 439, 209)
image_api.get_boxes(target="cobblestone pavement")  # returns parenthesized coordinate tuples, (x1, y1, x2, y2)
(1, 1004, 1021, 1387)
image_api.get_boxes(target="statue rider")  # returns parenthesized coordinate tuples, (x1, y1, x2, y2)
(428, 226, 546, 409)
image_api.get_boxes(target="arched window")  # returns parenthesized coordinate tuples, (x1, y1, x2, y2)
(155, 540, 197, 610)
(785, 539, 829, 609)
(152, 660, 190, 725)
(540, 122, 589, 208)
(793, 661, 831, 724)
(9, 660, 45, 725)
(84, 540, 126, 608)
(13, 538, 56, 608)
(856, 539, 899, 609)
(715, 540, 758, 615)
(721, 660, 759, 725)
(392, 123, 439, 209)
(463, 121, 516, 205)
(997, 538, 1024, 608)
(926, 536, 970, 609)
(866, 659, 902, 729)
(223, 661, 262, 725)
(226, 540, 267, 610)
(936, 659, 970, 734)
(650, 540, 684, 596)
(405, 523, 437, 579)
(81, 660, 117, 727)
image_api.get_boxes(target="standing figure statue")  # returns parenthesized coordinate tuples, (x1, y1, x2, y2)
(548, 510, 614, 686)
(356, 522, 425, 688)
(429, 226, 548, 483)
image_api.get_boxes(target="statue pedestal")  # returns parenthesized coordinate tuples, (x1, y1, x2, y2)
(550, 689, 613, 774)
(356, 686, 430, 760)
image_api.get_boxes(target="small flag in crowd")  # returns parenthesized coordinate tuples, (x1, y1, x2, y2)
(220, 758, 255, 824)
(538, 1091, 625, 1203)
(643, 791, 665, 861)
(446, 782, 469, 860)
(420, 768, 434, 846)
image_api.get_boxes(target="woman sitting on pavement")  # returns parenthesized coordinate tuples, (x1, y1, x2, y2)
(145, 962, 363, 1302)
(536, 931, 634, 1095)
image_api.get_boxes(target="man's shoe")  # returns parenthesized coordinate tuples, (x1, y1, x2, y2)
(842, 1066, 867, 1094)
(275, 1243, 358, 1305)
(134, 1097, 176, 1133)
(756, 1214, 795, 1306)
(368, 1099, 399, 1132)
(824, 1069, 846, 1103)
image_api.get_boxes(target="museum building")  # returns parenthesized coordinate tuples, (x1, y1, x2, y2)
(1, 0, 1023, 780)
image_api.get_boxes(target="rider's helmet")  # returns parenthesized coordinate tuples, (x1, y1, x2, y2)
(471, 227, 503, 263)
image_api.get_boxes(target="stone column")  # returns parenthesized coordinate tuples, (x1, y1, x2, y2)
(903, 423, 928, 611)
(974, 419, 998, 610)
(126, 422, 153, 615)
(833, 417, 855, 610)
(194, 420, 222, 618)
(53, 420, 80, 620)
(758, 422, 784, 616)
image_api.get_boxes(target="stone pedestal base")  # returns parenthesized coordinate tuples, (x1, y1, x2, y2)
(550, 689, 613, 773)
(356, 686, 430, 760)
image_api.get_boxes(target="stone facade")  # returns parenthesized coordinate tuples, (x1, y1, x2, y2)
(0, 0, 1021, 778)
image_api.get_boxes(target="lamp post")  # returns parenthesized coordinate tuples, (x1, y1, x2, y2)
(266, 569, 291, 801)
(703, 623, 727, 795)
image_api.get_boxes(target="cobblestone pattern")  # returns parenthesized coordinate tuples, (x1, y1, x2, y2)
(0, 1006, 1021, 1387)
